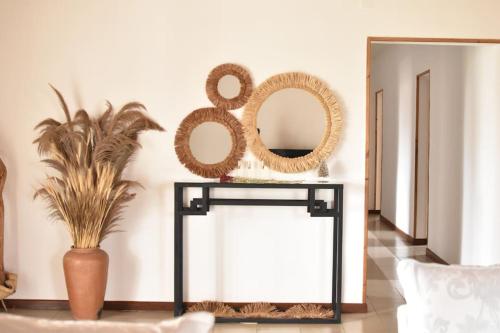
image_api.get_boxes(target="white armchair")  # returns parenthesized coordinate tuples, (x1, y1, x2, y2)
(0, 311, 214, 333)
(397, 259, 500, 333)
(397, 304, 409, 333)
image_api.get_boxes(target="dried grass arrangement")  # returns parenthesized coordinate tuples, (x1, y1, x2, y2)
(283, 303, 334, 319)
(239, 302, 279, 318)
(34, 86, 164, 249)
(243, 72, 343, 173)
(186, 301, 334, 319)
(174, 107, 246, 178)
(186, 301, 236, 317)
(206, 63, 253, 110)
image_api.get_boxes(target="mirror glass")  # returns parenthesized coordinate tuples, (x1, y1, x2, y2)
(217, 75, 241, 99)
(189, 122, 232, 164)
(257, 88, 325, 157)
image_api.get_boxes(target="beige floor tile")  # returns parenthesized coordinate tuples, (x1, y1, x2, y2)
(8, 309, 58, 319)
(100, 310, 172, 322)
(215, 323, 257, 332)
(368, 296, 405, 314)
(367, 246, 394, 259)
(257, 324, 301, 333)
(366, 258, 387, 280)
(341, 313, 385, 333)
(365, 299, 375, 313)
(51, 310, 73, 320)
(389, 245, 427, 258)
(389, 279, 404, 297)
(341, 310, 378, 323)
(51, 309, 172, 322)
(376, 310, 398, 333)
(299, 324, 343, 332)
(366, 280, 402, 299)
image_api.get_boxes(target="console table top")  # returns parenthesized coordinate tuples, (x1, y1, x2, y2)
(174, 181, 343, 189)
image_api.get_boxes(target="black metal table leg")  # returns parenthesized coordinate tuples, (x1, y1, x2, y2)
(174, 184, 184, 316)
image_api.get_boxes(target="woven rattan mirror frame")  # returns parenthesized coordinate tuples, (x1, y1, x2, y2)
(175, 107, 246, 178)
(206, 63, 253, 110)
(242, 72, 342, 173)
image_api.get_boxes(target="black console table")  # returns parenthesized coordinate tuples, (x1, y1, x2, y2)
(174, 181, 343, 324)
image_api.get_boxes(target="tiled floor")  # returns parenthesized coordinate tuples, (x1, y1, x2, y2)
(6, 214, 437, 332)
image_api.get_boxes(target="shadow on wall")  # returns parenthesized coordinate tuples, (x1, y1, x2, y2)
(379, 72, 399, 226)
(102, 180, 173, 300)
(437, 47, 465, 263)
(330, 88, 347, 175)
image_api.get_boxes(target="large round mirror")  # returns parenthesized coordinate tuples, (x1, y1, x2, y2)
(243, 72, 342, 173)
(189, 122, 232, 164)
(175, 107, 246, 178)
(206, 63, 253, 110)
(257, 88, 325, 158)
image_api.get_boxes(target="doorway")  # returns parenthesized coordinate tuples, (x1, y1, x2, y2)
(374, 90, 383, 211)
(414, 71, 430, 239)
(364, 37, 500, 306)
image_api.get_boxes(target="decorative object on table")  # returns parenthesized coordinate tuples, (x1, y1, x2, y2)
(318, 160, 329, 178)
(33, 86, 164, 320)
(186, 301, 333, 319)
(219, 175, 234, 183)
(229, 176, 302, 184)
(232, 159, 268, 179)
(243, 72, 343, 173)
(175, 107, 246, 178)
(0, 158, 17, 312)
(206, 63, 253, 110)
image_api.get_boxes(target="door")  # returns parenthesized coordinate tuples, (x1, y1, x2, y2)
(414, 71, 430, 239)
(374, 90, 383, 211)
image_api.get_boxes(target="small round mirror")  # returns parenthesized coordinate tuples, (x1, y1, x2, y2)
(189, 121, 232, 164)
(206, 63, 253, 110)
(217, 75, 242, 99)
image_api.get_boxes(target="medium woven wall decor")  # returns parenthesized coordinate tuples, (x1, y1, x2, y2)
(175, 107, 246, 178)
(206, 63, 253, 110)
(242, 72, 343, 173)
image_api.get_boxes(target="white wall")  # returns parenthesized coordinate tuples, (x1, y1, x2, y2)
(371, 45, 465, 243)
(460, 46, 500, 265)
(1, 0, 500, 305)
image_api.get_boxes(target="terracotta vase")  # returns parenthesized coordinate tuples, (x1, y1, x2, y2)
(63, 248, 109, 320)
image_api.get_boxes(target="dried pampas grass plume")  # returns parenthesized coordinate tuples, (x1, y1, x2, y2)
(34, 86, 164, 248)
